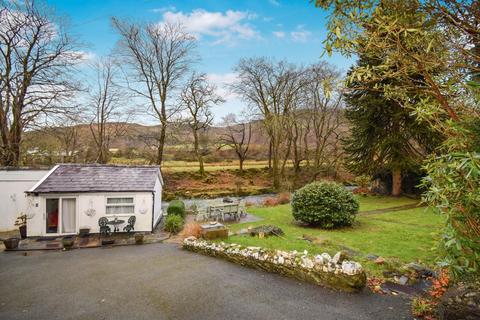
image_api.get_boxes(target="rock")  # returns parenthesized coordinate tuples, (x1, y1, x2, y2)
(341, 261, 362, 275)
(314, 255, 326, 265)
(321, 253, 332, 262)
(438, 282, 480, 320)
(249, 225, 284, 237)
(332, 251, 349, 264)
(404, 262, 434, 277)
(397, 275, 409, 286)
(374, 257, 385, 264)
(366, 254, 379, 261)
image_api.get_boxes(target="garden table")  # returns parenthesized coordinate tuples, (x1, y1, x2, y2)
(107, 219, 125, 233)
(208, 203, 241, 221)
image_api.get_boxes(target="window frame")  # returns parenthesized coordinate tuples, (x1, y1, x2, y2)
(105, 195, 135, 215)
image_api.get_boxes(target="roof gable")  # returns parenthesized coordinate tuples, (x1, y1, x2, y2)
(29, 164, 161, 194)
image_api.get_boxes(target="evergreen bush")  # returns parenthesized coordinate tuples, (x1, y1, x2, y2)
(292, 181, 359, 228)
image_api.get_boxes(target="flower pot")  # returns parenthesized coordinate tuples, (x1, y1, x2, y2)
(79, 228, 90, 238)
(62, 236, 75, 249)
(134, 233, 144, 244)
(3, 238, 20, 250)
(19, 225, 27, 239)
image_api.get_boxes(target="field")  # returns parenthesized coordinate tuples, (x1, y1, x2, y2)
(223, 196, 446, 276)
(110, 158, 281, 172)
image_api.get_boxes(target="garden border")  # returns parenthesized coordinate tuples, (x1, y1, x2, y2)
(183, 237, 367, 292)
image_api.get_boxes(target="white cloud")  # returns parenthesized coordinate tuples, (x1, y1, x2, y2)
(269, 0, 280, 6)
(78, 51, 97, 62)
(150, 6, 176, 13)
(207, 72, 239, 101)
(272, 31, 285, 38)
(161, 9, 259, 44)
(290, 25, 311, 43)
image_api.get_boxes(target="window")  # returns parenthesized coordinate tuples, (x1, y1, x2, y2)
(106, 197, 135, 215)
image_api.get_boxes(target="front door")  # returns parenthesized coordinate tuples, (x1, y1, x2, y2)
(46, 198, 76, 234)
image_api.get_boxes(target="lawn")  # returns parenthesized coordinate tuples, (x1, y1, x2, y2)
(224, 196, 446, 276)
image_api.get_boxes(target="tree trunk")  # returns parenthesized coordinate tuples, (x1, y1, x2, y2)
(268, 139, 272, 170)
(193, 130, 204, 176)
(155, 125, 166, 165)
(392, 168, 402, 197)
(239, 158, 244, 173)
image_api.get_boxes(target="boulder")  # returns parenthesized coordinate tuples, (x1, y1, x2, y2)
(438, 282, 480, 320)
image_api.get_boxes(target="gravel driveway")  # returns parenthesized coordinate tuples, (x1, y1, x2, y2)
(0, 243, 412, 320)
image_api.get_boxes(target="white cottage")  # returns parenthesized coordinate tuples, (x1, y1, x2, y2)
(26, 164, 163, 237)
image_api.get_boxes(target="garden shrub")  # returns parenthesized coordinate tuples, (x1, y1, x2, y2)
(291, 181, 359, 228)
(164, 214, 184, 234)
(167, 199, 186, 218)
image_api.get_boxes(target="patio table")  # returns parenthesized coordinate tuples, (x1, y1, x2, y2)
(107, 219, 125, 233)
(208, 203, 241, 221)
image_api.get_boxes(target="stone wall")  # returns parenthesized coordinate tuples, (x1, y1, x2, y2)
(183, 237, 366, 292)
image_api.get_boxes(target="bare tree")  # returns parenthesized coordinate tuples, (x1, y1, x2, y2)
(305, 63, 344, 176)
(112, 18, 196, 165)
(181, 72, 224, 175)
(218, 113, 253, 173)
(88, 58, 128, 164)
(0, 0, 82, 166)
(43, 113, 82, 163)
(232, 58, 304, 189)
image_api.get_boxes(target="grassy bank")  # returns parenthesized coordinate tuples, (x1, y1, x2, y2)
(223, 196, 445, 277)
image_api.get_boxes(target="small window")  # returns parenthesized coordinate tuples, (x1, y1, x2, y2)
(106, 197, 134, 215)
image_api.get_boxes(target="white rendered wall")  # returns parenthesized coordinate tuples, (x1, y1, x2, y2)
(153, 177, 163, 227)
(27, 191, 155, 237)
(0, 170, 49, 231)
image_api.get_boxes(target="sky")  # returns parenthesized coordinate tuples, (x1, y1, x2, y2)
(47, 0, 354, 124)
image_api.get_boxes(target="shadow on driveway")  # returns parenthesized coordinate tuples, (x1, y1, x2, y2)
(0, 243, 412, 320)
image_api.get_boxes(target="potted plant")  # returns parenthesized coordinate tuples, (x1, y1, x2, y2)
(14, 214, 31, 239)
(62, 236, 75, 249)
(2, 238, 20, 250)
(134, 233, 144, 244)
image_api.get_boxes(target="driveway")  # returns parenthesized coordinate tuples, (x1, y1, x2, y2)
(0, 243, 412, 320)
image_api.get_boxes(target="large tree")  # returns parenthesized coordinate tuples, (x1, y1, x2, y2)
(112, 19, 196, 165)
(232, 58, 304, 189)
(343, 54, 441, 196)
(88, 57, 129, 164)
(0, 0, 82, 166)
(314, 0, 480, 278)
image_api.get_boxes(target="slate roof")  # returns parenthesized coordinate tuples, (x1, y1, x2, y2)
(29, 164, 161, 194)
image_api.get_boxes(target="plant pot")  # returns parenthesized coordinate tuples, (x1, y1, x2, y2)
(79, 228, 90, 238)
(3, 238, 20, 250)
(102, 239, 115, 246)
(19, 225, 27, 239)
(62, 236, 75, 249)
(134, 233, 144, 244)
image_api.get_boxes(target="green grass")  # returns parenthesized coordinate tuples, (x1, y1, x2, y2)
(224, 196, 446, 277)
(109, 158, 294, 172)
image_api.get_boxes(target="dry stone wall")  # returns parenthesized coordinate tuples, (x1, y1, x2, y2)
(183, 237, 367, 292)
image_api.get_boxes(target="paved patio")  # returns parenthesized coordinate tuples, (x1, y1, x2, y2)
(0, 243, 412, 320)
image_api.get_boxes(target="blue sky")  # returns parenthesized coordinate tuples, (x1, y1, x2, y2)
(47, 0, 353, 122)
